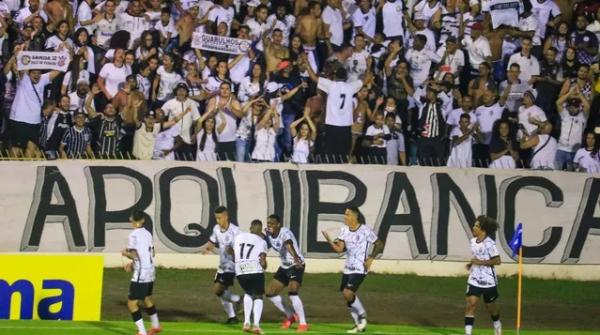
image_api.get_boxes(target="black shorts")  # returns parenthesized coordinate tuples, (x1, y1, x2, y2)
(273, 265, 305, 286)
(466, 284, 499, 303)
(237, 273, 265, 296)
(128, 281, 154, 300)
(339, 274, 366, 292)
(214, 272, 235, 287)
(8, 120, 39, 149)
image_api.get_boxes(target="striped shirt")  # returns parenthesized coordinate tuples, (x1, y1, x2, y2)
(90, 115, 123, 156)
(40, 112, 72, 150)
(61, 126, 92, 157)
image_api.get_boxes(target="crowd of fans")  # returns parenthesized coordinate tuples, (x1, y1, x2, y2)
(0, 0, 599, 172)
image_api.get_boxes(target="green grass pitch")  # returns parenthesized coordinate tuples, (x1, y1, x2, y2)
(0, 320, 598, 335)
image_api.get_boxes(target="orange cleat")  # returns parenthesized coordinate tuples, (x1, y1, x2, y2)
(243, 323, 252, 333)
(297, 324, 309, 332)
(148, 326, 162, 335)
(252, 326, 265, 334)
(280, 314, 299, 329)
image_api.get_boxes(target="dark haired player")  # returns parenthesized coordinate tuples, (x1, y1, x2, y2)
(265, 214, 309, 332)
(122, 210, 162, 335)
(322, 207, 384, 333)
(464, 215, 502, 335)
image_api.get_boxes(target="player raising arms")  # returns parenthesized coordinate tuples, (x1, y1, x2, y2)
(122, 210, 162, 335)
(200, 206, 242, 324)
(233, 220, 269, 335)
(264, 214, 309, 332)
(322, 207, 384, 333)
(465, 216, 502, 335)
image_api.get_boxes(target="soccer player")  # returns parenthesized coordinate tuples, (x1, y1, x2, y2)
(264, 214, 309, 332)
(464, 215, 502, 335)
(234, 220, 269, 334)
(121, 210, 162, 335)
(200, 206, 242, 323)
(322, 207, 384, 333)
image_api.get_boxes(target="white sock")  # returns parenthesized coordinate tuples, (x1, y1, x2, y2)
(252, 298, 264, 327)
(494, 320, 502, 330)
(135, 318, 146, 334)
(466, 325, 473, 335)
(149, 313, 159, 329)
(350, 296, 366, 318)
(220, 298, 236, 318)
(289, 295, 307, 324)
(222, 289, 241, 303)
(268, 295, 292, 317)
(243, 294, 253, 325)
(348, 307, 359, 324)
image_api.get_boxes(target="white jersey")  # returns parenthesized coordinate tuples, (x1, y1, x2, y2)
(233, 232, 268, 275)
(318, 78, 363, 127)
(467, 237, 499, 288)
(127, 227, 155, 283)
(267, 227, 304, 269)
(482, 0, 523, 29)
(574, 148, 600, 173)
(447, 127, 473, 168)
(209, 223, 241, 273)
(337, 224, 378, 274)
(531, 134, 557, 170)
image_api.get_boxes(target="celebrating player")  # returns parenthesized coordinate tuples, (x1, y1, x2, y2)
(464, 215, 502, 335)
(200, 206, 242, 323)
(122, 210, 162, 335)
(322, 207, 384, 333)
(233, 219, 269, 335)
(264, 214, 309, 332)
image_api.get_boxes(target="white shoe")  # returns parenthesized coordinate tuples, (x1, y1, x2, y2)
(346, 326, 364, 333)
(495, 325, 502, 335)
(357, 317, 367, 332)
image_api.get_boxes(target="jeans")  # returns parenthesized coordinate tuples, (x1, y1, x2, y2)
(277, 112, 296, 158)
(555, 150, 575, 171)
(236, 137, 250, 162)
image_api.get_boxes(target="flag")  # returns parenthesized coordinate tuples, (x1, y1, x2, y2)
(509, 223, 523, 256)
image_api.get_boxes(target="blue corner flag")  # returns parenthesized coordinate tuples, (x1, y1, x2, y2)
(510, 223, 523, 256)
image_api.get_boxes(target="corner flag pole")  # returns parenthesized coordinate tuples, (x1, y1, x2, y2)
(516, 245, 523, 335)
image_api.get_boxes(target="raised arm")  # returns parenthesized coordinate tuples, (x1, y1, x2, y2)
(321, 230, 345, 253)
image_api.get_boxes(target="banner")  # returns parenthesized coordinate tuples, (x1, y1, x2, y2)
(0, 255, 103, 320)
(16, 51, 70, 71)
(191, 32, 252, 55)
(0, 161, 599, 265)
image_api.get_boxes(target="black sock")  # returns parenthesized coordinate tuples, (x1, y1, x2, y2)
(491, 313, 500, 322)
(465, 316, 475, 326)
(145, 306, 157, 315)
(131, 310, 142, 322)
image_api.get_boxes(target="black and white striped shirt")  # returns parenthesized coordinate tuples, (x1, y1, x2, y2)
(61, 126, 92, 157)
(90, 115, 123, 156)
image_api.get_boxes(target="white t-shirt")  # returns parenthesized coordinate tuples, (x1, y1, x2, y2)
(435, 46, 465, 78)
(517, 104, 546, 135)
(346, 49, 369, 81)
(210, 223, 241, 274)
(365, 124, 390, 148)
(214, 97, 239, 143)
(352, 7, 376, 39)
(322, 6, 344, 46)
(474, 102, 504, 144)
(446, 108, 476, 130)
(530, 0, 561, 46)
(233, 232, 268, 275)
(467, 237, 499, 288)
(128, 227, 155, 283)
(558, 111, 587, 152)
(318, 78, 363, 127)
(463, 35, 492, 68)
(382, 0, 405, 39)
(337, 224, 378, 274)
(507, 53, 540, 83)
(447, 127, 473, 168)
(133, 123, 161, 160)
(156, 66, 183, 101)
(10, 73, 51, 125)
(208, 5, 235, 35)
(76, 1, 94, 34)
(573, 148, 600, 173)
(161, 98, 200, 144)
(196, 130, 218, 161)
(292, 138, 313, 164)
(99, 62, 128, 98)
(405, 48, 442, 87)
(482, 0, 523, 29)
(266, 227, 304, 269)
(252, 127, 277, 161)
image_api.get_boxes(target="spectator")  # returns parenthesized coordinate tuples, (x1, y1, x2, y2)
(364, 111, 390, 164)
(489, 119, 518, 169)
(385, 112, 406, 166)
(570, 15, 598, 65)
(462, 22, 491, 78)
(543, 21, 570, 63)
(59, 111, 93, 158)
(251, 103, 280, 162)
(499, 63, 530, 115)
(152, 53, 183, 107)
(520, 122, 557, 170)
(206, 81, 243, 160)
(160, 82, 201, 160)
(289, 107, 317, 164)
(196, 111, 226, 161)
(555, 88, 590, 170)
(507, 37, 540, 84)
(473, 88, 506, 166)
(573, 131, 600, 173)
(414, 84, 447, 166)
(447, 113, 480, 168)
(38, 99, 70, 159)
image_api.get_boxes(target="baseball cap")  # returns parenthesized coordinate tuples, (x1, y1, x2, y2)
(567, 98, 581, 107)
(146, 110, 157, 119)
(471, 22, 484, 31)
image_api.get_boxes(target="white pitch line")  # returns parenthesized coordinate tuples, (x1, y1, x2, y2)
(0, 325, 458, 335)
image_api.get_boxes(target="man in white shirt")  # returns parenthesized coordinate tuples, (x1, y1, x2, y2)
(234, 220, 268, 335)
(322, 0, 347, 48)
(8, 49, 61, 157)
(207, 0, 235, 35)
(160, 83, 201, 160)
(266, 4, 296, 47)
(473, 88, 506, 166)
(246, 4, 269, 42)
(119, 0, 150, 48)
(498, 63, 531, 115)
(381, 0, 405, 42)
(303, 57, 368, 163)
(435, 36, 465, 84)
(94, 0, 120, 49)
(530, 0, 561, 55)
(352, 0, 376, 41)
(346, 34, 370, 81)
(507, 37, 540, 84)
(14, 0, 47, 29)
(405, 34, 442, 87)
(446, 94, 476, 131)
(121, 210, 162, 335)
(555, 90, 589, 170)
(462, 22, 492, 75)
(322, 207, 384, 334)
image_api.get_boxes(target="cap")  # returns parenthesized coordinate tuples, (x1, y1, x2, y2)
(567, 97, 582, 107)
(277, 60, 291, 71)
(146, 110, 157, 119)
(174, 82, 189, 92)
(471, 22, 484, 31)
(523, 89, 537, 100)
(413, 12, 425, 21)
(73, 109, 87, 117)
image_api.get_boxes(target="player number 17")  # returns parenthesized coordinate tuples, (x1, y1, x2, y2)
(239, 243, 255, 259)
